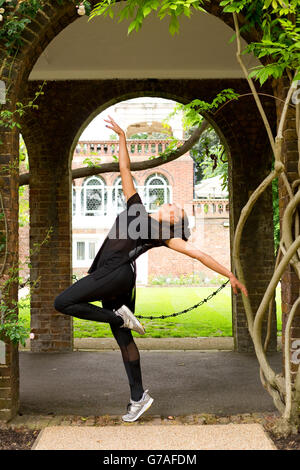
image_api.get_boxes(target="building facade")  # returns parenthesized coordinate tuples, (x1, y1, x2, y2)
(19, 143, 230, 286)
(71, 138, 195, 284)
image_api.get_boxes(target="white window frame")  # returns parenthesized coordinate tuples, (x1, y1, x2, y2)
(144, 173, 172, 212)
(72, 234, 105, 268)
(112, 175, 139, 214)
(81, 176, 106, 217)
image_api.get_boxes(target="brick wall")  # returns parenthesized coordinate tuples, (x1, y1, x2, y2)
(0, 124, 20, 420)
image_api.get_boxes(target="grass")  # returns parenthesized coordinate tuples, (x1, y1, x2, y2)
(19, 286, 282, 339)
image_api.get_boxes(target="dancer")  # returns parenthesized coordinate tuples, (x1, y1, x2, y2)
(54, 115, 248, 422)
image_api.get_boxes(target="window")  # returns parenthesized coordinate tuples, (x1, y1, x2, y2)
(89, 242, 96, 259)
(144, 173, 171, 212)
(112, 176, 138, 213)
(81, 176, 107, 216)
(112, 176, 124, 213)
(73, 239, 99, 267)
(76, 241, 85, 260)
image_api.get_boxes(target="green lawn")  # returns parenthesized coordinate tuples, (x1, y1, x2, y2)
(19, 286, 282, 339)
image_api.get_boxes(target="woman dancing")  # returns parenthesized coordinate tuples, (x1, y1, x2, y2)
(54, 115, 248, 422)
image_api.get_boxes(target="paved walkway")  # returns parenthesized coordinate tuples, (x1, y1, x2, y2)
(19, 349, 281, 416)
(32, 423, 276, 450)
(16, 342, 282, 450)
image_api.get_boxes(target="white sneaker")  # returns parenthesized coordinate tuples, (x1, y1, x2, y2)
(122, 390, 154, 422)
(114, 304, 145, 335)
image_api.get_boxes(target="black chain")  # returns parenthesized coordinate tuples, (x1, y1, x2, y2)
(135, 280, 230, 320)
(72, 274, 230, 321)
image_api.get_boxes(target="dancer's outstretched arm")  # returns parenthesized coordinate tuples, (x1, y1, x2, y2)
(164, 237, 248, 297)
(104, 115, 136, 201)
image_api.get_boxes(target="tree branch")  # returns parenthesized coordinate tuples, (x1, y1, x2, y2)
(19, 122, 209, 186)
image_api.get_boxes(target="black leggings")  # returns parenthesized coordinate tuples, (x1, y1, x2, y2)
(53, 263, 144, 401)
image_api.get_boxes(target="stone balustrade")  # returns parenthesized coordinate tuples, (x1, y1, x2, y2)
(192, 199, 229, 218)
(75, 139, 184, 157)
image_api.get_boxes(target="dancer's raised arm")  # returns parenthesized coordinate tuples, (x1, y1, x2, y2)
(104, 115, 136, 201)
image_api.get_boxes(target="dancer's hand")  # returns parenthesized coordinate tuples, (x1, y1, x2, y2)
(229, 274, 248, 297)
(104, 115, 125, 137)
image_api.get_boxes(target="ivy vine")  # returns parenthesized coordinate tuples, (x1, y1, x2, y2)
(0, 0, 91, 56)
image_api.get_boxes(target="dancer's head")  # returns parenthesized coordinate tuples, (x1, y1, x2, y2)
(157, 203, 191, 241)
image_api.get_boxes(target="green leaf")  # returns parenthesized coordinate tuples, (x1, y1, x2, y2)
(143, 6, 152, 17)
(169, 14, 179, 35)
(128, 20, 137, 34)
(294, 71, 300, 80)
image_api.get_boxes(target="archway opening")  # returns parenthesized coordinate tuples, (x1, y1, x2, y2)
(70, 95, 234, 342)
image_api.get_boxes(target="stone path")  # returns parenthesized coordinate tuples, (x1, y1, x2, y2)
(32, 423, 276, 450)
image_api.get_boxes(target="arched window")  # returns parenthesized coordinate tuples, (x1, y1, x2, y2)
(112, 175, 138, 213)
(144, 173, 171, 212)
(81, 176, 107, 216)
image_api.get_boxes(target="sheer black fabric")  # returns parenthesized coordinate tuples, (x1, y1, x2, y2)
(87, 191, 190, 280)
(54, 263, 144, 401)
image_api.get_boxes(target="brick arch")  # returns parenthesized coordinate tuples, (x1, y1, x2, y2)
(20, 79, 258, 183)
(69, 90, 188, 162)
(82, 174, 106, 185)
(141, 168, 175, 186)
(1, 1, 261, 103)
(69, 85, 273, 188)
(111, 173, 138, 186)
(18, 1, 255, 71)
(67, 85, 241, 172)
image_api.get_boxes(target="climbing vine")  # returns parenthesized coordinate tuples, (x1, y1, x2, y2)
(0, 1, 90, 55)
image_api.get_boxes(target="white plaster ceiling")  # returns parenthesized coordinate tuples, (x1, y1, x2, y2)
(29, 5, 259, 80)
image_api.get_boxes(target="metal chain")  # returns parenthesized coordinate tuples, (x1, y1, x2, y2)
(134, 280, 230, 320)
(71, 274, 230, 321)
